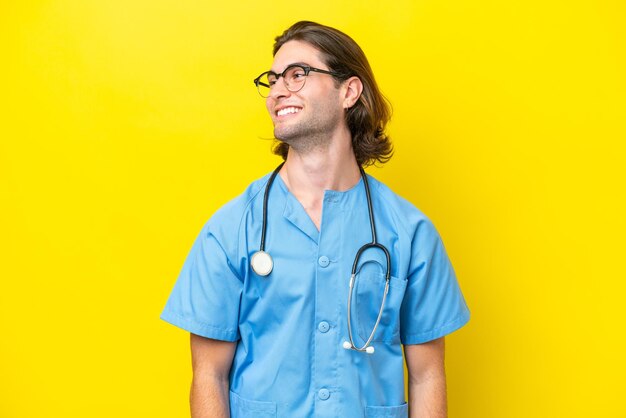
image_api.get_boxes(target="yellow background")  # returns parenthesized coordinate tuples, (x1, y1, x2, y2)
(1, 0, 624, 417)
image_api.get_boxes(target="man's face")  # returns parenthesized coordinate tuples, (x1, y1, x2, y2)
(266, 40, 345, 148)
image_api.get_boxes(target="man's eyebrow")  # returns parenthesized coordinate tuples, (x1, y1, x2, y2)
(270, 62, 311, 73)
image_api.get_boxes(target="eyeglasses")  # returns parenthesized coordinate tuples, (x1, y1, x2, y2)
(253, 64, 343, 98)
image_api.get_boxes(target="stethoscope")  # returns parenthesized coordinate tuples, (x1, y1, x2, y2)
(250, 163, 391, 355)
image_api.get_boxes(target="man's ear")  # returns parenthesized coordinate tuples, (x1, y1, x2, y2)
(342, 76, 363, 109)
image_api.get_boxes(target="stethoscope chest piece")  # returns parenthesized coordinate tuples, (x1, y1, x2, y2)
(251, 250, 273, 276)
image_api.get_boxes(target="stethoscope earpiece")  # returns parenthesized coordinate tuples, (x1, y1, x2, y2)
(342, 340, 375, 354)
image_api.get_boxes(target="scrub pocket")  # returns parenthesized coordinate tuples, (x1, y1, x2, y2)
(356, 272, 407, 343)
(229, 391, 276, 418)
(365, 403, 409, 418)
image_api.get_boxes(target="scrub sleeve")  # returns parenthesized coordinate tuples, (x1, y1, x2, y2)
(160, 222, 243, 342)
(400, 219, 470, 345)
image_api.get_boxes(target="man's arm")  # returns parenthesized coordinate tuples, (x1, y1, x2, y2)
(190, 333, 237, 418)
(404, 337, 447, 418)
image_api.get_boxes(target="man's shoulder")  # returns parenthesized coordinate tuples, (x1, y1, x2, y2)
(206, 171, 272, 231)
(368, 175, 436, 236)
(369, 175, 427, 218)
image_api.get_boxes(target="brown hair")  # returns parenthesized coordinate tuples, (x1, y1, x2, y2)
(272, 21, 393, 167)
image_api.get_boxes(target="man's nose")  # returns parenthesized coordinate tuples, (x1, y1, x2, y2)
(268, 77, 291, 100)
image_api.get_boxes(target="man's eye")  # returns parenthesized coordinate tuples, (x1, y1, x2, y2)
(268, 79, 277, 86)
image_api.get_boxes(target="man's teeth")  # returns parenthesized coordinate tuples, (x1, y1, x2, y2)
(277, 107, 301, 116)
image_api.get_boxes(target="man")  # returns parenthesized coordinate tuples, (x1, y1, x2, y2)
(161, 21, 470, 418)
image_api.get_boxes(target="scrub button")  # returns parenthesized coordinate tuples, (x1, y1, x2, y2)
(318, 388, 330, 400)
(318, 256, 330, 267)
(318, 321, 330, 333)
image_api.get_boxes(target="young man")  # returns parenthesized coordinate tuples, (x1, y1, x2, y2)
(161, 21, 470, 418)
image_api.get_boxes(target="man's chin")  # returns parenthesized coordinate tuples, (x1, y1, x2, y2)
(273, 129, 299, 143)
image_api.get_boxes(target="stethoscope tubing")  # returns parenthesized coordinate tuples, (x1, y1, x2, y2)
(259, 162, 285, 252)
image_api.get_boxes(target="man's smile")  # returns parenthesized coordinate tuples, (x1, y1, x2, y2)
(275, 106, 302, 117)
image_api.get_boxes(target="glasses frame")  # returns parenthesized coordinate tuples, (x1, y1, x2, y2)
(253, 64, 344, 98)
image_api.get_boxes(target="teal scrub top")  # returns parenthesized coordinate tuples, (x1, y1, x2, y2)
(161, 171, 470, 418)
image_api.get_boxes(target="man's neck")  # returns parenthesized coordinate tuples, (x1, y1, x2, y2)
(278, 133, 361, 230)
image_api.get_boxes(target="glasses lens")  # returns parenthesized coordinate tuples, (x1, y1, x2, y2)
(284, 66, 306, 92)
(256, 72, 273, 97)
(255, 66, 307, 97)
